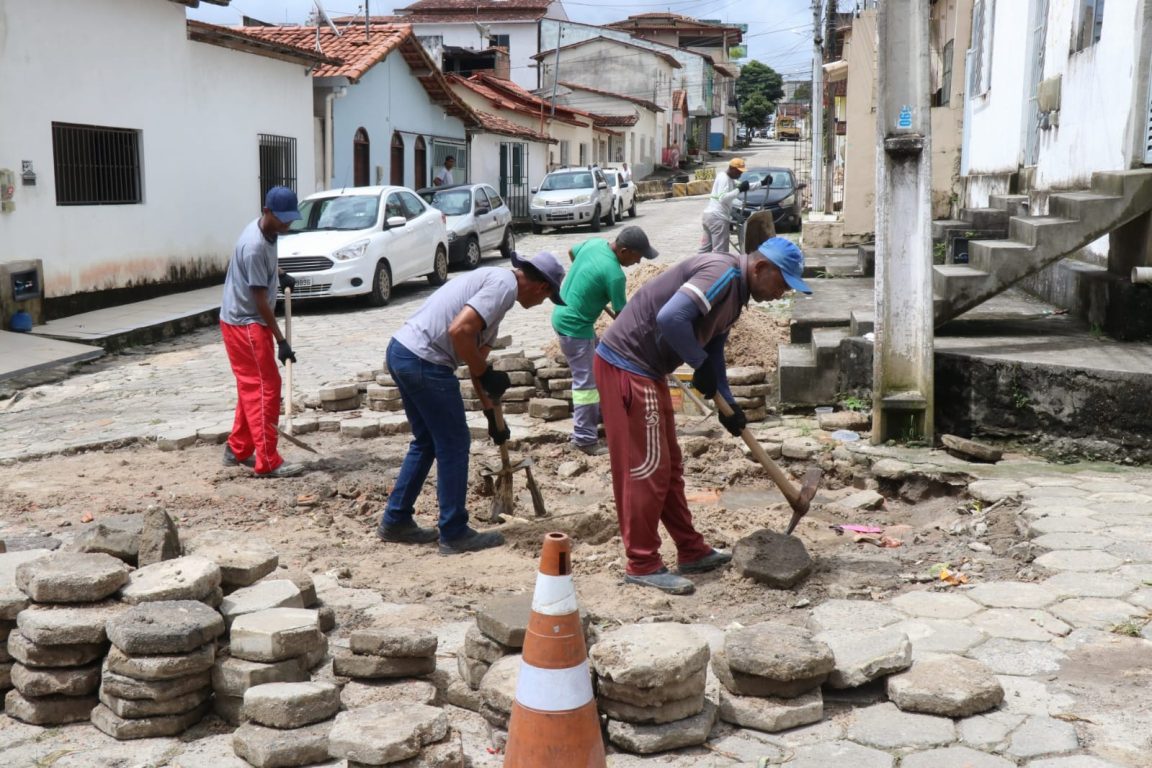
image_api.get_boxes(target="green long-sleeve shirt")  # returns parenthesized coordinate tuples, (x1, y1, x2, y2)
(550, 238, 626, 339)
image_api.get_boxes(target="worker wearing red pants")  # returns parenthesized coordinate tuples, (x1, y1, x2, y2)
(596, 238, 812, 594)
(219, 186, 304, 478)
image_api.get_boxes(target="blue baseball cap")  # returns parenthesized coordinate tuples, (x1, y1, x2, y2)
(758, 237, 812, 294)
(264, 186, 301, 223)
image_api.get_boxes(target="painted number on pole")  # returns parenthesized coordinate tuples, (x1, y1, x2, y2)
(898, 105, 913, 130)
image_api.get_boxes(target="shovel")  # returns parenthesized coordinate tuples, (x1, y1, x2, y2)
(480, 401, 547, 523)
(713, 395, 821, 535)
(276, 287, 317, 454)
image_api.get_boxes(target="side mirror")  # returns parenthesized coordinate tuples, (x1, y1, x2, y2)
(620, 181, 629, 188)
(795, 183, 807, 191)
(530, 187, 538, 194)
(476, 205, 491, 215)
(597, 182, 608, 190)
(386, 215, 407, 228)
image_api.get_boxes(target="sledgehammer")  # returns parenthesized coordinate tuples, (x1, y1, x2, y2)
(713, 395, 821, 535)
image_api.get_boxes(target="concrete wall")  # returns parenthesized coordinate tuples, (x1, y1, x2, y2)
(552, 90, 660, 178)
(929, 0, 972, 217)
(842, 10, 878, 239)
(537, 39, 675, 111)
(330, 54, 468, 190)
(406, 21, 542, 90)
(0, 0, 316, 301)
(469, 132, 550, 215)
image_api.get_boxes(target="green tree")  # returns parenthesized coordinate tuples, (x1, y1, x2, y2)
(739, 94, 772, 130)
(735, 60, 784, 106)
(793, 81, 812, 102)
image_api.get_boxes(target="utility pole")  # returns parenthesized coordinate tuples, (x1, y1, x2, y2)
(872, 0, 934, 443)
(810, 0, 825, 214)
(823, 0, 837, 214)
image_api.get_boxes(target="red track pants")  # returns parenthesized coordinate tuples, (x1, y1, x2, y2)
(595, 356, 713, 575)
(221, 321, 283, 474)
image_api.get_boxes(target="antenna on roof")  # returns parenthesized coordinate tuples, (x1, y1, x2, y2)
(313, 0, 342, 37)
(474, 21, 491, 48)
(364, 0, 370, 42)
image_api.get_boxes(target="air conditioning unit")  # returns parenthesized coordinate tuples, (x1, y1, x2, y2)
(0, 259, 45, 330)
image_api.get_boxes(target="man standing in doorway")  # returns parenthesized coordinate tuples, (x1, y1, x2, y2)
(699, 158, 760, 254)
(552, 226, 658, 456)
(595, 238, 812, 594)
(219, 186, 304, 479)
(433, 156, 455, 187)
(378, 252, 567, 554)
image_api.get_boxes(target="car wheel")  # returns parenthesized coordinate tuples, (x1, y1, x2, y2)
(606, 202, 616, 227)
(499, 226, 515, 259)
(463, 236, 482, 270)
(427, 245, 449, 285)
(590, 206, 602, 232)
(531, 223, 543, 235)
(617, 201, 625, 221)
(368, 260, 392, 307)
(629, 198, 638, 218)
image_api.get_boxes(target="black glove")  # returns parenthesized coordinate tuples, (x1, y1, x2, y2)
(691, 364, 718, 399)
(477, 365, 511, 400)
(718, 401, 747, 437)
(278, 272, 296, 291)
(277, 339, 296, 365)
(483, 408, 511, 446)
(738, 180, 751, 193)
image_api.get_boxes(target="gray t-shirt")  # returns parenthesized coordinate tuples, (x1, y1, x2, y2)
(220, 218, 277, 325)
(393, 268, 517, 368)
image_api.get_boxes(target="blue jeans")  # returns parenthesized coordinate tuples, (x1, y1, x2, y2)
(381, 339, 472, 541)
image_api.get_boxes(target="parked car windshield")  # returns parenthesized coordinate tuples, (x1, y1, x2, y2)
(603, 171, 619, 186)
(744, 169, 794, 189)
(540, 172, 593, 191)
(289, 195, 380, 232)
(420, 188, 471, 216)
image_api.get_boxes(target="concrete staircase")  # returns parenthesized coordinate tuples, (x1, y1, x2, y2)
(933, 170, 1152, 325)
(778, 310, 873, 405)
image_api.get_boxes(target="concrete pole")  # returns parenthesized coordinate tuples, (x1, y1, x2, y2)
(872, 0, 934, 444)
(810, 0, 825, 214)
(823, 0, 837, 214)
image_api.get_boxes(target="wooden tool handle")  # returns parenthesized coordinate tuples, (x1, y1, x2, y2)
(284, 287, 294, 435)
(491, 401, 511, 467)
(712, 394, 800, 504)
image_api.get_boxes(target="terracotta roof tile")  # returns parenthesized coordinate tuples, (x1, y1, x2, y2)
(533, 36, 681, 69)
(593, 114, 638, 127)
(237, 24, 410, 82)
(672, 89, 687, 111)
(340, 11, 543, 23)
(399, 0, 549, 11)
(186, 20, 340, 65)
(558, 81, 661, 112)
(470, 73, 598, 125)
(473, 109, 556, 142)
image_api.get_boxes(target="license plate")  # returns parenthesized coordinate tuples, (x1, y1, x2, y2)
(294, 276, 312, 288)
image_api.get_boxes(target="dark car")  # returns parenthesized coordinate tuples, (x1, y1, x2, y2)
(731, 167, 805, 233)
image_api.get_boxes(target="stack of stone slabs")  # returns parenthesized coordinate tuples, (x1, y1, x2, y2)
(6, 553, 129, 725)
(234, 681, 340, 768)
(93, 600, 223, 738)
(334, 627, 437, 680)
(712, 623, 832, 733)
(590, 623, 718, 755)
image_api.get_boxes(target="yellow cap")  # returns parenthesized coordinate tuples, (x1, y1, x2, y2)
(728, 158, 746, 171)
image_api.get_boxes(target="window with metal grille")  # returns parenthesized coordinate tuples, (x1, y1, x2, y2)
(259, 134, 297, 205)
(1073, 0, 1106, 52)
(559, 140, 570, 167)
(936, 40, 954, 106)
(967, 0, 994, 97)
(578, 143, 588, 166)
(489, 33, 510, 51)
(52, 122, 142, 206)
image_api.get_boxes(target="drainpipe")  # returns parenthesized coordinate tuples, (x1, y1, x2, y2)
(324, 86, 348, 190)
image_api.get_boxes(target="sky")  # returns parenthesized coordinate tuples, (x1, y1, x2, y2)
(186, 0, 818, 82)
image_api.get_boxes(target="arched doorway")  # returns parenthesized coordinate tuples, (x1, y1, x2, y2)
(353, 128, 370, 187)
(390, 132, 404, 186)
(414, 137, 427, 189)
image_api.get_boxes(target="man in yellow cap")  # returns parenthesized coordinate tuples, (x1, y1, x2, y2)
(699, 157, 760, 254)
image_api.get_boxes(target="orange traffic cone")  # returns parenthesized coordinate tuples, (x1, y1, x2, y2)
(504, 532, 606, 767)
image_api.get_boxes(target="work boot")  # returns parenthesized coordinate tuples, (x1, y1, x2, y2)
(624, 567, 695, 595)
(377, 521, 438, 545)
(574, 441, 609, 457)
(222, 445, 256, 468)
(439, 529, 505, 555)
(678, 548, 733, 574)
(253, 462, 304, 479)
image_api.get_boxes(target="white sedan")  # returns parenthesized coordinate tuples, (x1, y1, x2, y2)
(277, 186, 449, 306)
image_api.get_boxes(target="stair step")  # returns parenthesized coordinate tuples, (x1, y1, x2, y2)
(933, 264, 993, 298)
(968, 239, 1035, 274)
(1048, 191, 1123, 220)
(1007, 216, 1077, 246)
(850, 310, 874, 336)
(856, 243, 875, 277)
(989, 194, 1030, 215)
(960, 207, 1010, 229)
(778, 343, 821, 406)
(811, 327, 851, 367)
(931, 219, 970, 240)
(880, 390, 928, 411)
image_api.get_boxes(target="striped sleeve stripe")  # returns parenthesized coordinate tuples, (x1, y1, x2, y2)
(682, 283, 711, 312)
(705, 267, 740, 302)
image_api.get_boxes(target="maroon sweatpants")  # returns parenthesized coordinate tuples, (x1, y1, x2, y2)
(221, 321, 283, 475)
(595, 356, 713, 575)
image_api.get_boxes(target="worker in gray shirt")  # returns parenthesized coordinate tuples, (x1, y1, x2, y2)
(219, 186, 303, 478)
(380, 252, 566, 555)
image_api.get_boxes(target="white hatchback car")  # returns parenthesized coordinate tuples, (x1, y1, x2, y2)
(278, 186, 449, 306)
(418, 184, 515, 270)
(602, 168, 638, 222)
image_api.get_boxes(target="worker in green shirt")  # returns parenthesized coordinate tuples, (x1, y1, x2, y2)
(552, 226, 659, 455)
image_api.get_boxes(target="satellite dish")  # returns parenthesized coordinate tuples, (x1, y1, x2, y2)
(314, 0, 342, 36)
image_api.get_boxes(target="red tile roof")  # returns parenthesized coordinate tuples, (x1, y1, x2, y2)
(237, 24, 411, 82)
(473, 109, 556, 142)
(606, 13, 745, 39)
(471, 73, 599, 126)
(558, 81, 661, 113)
(450, 74, 582, 127)
(187, 20, 340, 66)
(672, 89, 688, 112)
(593, 114, 638, 127)
(339, 12, 543, 23)
(399, 0, 550, 11)
(533, 36, 682, 69)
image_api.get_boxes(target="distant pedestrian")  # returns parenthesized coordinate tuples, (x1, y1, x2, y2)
(552, 226, 658, 455)
(379, 252, 567, 554)
(433, 156, 455, 187)
(699, 158, 760, 254)
(620, 163, 633, 183)
(219, 186, 303, 478)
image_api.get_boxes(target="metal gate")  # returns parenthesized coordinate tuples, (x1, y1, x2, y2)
(793, 133, 812, 211)
(431, 140, 468, 184)
(500, 141, 530, 221)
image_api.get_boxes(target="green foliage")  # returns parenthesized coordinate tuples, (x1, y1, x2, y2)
(792, 81, 812, 102)
(839, 395, 868, 412)
(736, 60, 785, 107)
(739, 94, 773, 130)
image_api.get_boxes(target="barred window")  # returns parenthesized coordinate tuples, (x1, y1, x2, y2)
(52, 122, 142, 206)
(259, 134, 297, 205)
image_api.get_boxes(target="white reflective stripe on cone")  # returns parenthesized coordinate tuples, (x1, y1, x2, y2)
(531, 572, 579, 616)
(514, 659, 594, 711)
